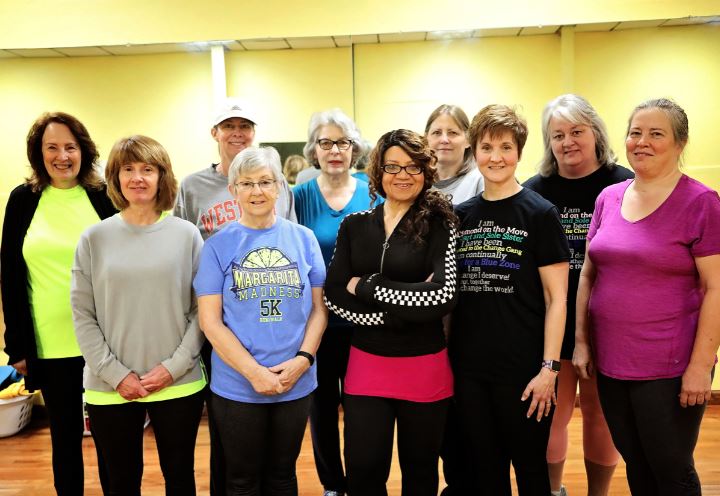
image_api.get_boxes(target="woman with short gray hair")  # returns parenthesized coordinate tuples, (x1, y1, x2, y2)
(196, 146, 328, 494)
(523, 94, 632, 496)
(294, 109, 375, 496)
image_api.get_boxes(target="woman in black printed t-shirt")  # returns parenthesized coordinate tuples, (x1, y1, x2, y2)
(450, 105, 570, 495)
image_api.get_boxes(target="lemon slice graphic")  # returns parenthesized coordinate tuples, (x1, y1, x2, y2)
(242, 248, 291, 268)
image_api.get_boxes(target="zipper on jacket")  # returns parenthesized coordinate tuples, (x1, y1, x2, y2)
(379, 237, 390, 273)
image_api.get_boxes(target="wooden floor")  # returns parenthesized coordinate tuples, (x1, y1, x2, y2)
(1, 405, 720, 495)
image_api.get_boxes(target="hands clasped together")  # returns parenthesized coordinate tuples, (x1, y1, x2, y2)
(248, 356, 312, 396)
(116, 364, 174, 401)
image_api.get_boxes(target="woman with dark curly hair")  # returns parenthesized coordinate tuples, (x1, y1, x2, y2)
(1, 112, 116, 495)
(324, 129, 458, 496)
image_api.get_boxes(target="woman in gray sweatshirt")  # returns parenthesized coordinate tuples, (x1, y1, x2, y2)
(71, 135, 205, 495)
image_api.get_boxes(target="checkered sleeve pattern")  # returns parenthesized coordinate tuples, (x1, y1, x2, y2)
(323, 295, 385, 326)
(372, 227, 457, 307)
(323, 209, 386, 326)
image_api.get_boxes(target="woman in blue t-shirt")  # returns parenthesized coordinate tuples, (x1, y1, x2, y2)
(195, 146, 328, 494)
(293, 109, 373, 496)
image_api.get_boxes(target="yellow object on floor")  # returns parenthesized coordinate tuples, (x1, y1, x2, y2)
(0, 379, 32, 399)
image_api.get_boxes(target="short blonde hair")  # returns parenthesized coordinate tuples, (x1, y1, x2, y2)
(105, 135, 178, 211)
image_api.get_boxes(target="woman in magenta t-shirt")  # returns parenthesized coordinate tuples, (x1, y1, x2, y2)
(574, 98, 720, 495)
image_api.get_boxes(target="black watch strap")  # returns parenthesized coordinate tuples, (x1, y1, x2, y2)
(296, 351, 315, 366)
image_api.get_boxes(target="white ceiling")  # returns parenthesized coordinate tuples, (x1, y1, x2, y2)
(0, 16, 717, 58)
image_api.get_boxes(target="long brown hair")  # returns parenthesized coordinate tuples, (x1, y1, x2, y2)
(367, 129, 458, 245)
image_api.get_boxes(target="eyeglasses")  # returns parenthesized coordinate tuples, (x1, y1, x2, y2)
(381, 164, 424, 175)
(234, 179, 277, 191)
(317, 139, 353, 151)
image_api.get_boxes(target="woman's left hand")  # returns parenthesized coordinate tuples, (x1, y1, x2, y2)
(346, 277, 361, 295)
(268, 357, 311, 393)
(521, 368, 558, 421)
(679, 363, 712, 408)
(140, 364, 174, 394)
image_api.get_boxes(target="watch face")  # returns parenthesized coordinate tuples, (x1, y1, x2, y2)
(543, 360, 561, 372)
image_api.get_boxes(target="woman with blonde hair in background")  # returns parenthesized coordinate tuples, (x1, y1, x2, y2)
(523, 94, 631, 496)
(424, 103, 483, 495)
(425, 104, 483, 205)
(283, 154, 310, 185)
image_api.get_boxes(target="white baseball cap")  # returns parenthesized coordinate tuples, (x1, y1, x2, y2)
(212, 98, 259, 127)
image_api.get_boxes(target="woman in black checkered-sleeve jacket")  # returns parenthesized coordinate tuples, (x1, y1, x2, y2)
(324, 129, 458, 496)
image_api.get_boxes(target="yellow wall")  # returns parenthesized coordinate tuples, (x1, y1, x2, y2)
(575, 25, 720, 189)
(226, 47, 354, 142)
(0, 52, 216, 210)
(2, 0, 718, 49)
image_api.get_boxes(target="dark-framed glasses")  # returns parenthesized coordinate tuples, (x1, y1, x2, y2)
(235, 179, 277, 191)
(381, 164, 424, 175)
(317, 138, 353, 151)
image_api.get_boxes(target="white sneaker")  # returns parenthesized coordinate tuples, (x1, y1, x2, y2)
(550, 486, 568, 496)
(323, 491, 343, 496)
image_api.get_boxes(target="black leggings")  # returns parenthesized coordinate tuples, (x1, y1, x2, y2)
(87, 390, 204, 496)
(597, 373, 706, 495)
(35, 357, 89, 496)
(454, 374, 552, 495)
(309, 325, 351, 493)
(211, 392, 311, 496)
(343, 394, 449, 496)
(201, 341, 226, 496)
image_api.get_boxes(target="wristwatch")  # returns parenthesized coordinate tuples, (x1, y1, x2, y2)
(541, 359, 561, 372)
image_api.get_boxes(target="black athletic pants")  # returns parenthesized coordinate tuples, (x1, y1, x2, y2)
(344, 394, 449, 496)
(309, 325, 352, 494)
(211, 392, 311, 496)
(597, 372, 705, 495)
(454, 374, 552, 495)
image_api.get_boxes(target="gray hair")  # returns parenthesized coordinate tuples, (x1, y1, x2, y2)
(303, 109, 370, 167)
(538, 94, 617, 177)
(228, 146, 283, 187)
(627, 98, 688, 145)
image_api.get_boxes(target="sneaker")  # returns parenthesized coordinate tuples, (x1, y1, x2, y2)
(550, 486, 568, 496)
(323, 491, 343, 496)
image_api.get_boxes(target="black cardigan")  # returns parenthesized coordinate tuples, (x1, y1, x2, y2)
(324, 203, 457, 357)
(1, 183, 116, 390)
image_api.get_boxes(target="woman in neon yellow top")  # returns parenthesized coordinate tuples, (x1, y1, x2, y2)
(71, 135, 206, 495)
(1, 112, 116, 495)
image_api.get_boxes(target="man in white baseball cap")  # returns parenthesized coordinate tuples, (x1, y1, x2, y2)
(174, 97, 296, 495)
(175, 97, 296, 240)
